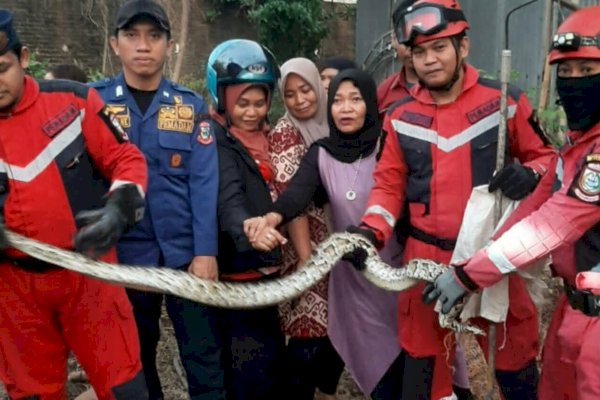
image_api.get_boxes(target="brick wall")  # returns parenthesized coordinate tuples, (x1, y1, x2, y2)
(0, 0, 355, 82)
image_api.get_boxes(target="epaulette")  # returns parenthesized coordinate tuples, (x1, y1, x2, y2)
(170, 81, 201, 98)
(88, 76, 115, 89)
(477, 77, 522, 102)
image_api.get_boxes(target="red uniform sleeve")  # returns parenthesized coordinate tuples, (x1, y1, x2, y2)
(508, 92, 555, 175)
(81, 88, 147, 196)
(463, 161, 600, 288)
(361, 113, 408, 243)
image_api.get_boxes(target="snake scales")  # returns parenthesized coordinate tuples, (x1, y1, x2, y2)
(5, 230, 483, 335)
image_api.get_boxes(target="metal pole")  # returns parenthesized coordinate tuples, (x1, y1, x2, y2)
(485, 49, 512, 400)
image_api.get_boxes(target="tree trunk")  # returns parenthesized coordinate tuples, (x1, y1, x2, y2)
(172, 0, 190, 83)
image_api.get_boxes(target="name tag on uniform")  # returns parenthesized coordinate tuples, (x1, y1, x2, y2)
(157, 100, 194, 134)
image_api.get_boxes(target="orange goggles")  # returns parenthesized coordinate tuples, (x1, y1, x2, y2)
(394, 4, 466, 45)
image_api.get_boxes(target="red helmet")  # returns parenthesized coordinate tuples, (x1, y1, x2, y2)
(548, 6, 600, 64)
(394, 0, 469, 47)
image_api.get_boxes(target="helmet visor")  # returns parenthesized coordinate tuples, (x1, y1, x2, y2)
(552, 32, 600, 53)
(394, 4, 466, 45)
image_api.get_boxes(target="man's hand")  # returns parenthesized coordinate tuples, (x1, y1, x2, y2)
(422, 267, 477, 314)
(74, 205, 127, 258)
(488, 164, 539, 200)
(188, 256, 218, 281)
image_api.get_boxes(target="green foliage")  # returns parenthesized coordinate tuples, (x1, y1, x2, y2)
(537, 103, 566, 148)
(248, 0, 329, 61)
(87, 68, 105, 82)
(179, 75, 207, 98)
(207, 0, 331, 62)
(26, 52, 49, 79)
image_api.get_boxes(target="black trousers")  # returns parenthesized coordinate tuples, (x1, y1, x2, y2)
(370, 352, 537, 400)
(284, 336, 345, 399)
(220, 306, 285, 400)
(127, 289, 225, 400)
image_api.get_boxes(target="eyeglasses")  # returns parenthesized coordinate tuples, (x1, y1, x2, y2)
(394, 4, 466, 45)
(552, 32, 600, 52)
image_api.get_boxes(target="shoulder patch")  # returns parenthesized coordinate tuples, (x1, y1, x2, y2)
(98, 105, 129, 143)
(399, 110, 433, 128)
(42, 104, 80, 138)
(197, 121, 214, 145)
(466, 98, 500, 124)
(568, 156, 600, 204)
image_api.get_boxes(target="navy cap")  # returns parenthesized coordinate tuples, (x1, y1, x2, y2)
(115, 0, 170, 33)
(0, 9, 20, 56)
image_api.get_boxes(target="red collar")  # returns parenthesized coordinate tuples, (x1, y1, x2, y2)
(566, 120, 600, 146)
(9, 76, 39, 116)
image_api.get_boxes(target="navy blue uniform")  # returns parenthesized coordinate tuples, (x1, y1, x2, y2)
(91, 74, 224, 400)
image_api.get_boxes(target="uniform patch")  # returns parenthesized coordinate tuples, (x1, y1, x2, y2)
(99, 105, 129, 143)
(170, 153, 182, 168)
(157, 103, 194, 134)
(399, 111, 433, 128)
(569, 159, 600, 204)
(105, 104, 131, 128)
(42, 104, 79, 138)
(466, 98, 500, 124)
(197, 121, 213, 145)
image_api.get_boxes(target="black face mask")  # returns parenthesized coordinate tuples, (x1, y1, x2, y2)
(556, 72, 600, 132)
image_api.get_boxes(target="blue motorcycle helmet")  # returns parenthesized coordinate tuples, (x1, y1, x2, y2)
(206, 39, 280, 112)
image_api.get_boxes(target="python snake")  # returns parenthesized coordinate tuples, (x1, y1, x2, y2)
(5, 231, 483, 335)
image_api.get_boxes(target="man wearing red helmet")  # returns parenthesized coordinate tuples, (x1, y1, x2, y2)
(377, 0, 419, 120)
(347, 0, 555, 398)
(423, 5, 600, 399)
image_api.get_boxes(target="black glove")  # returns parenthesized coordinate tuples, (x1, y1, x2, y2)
(488, 164, 539, 200)
(343, 225, 379, 271)
(74, 184, 145, 258)
(422, 267, 478, 314)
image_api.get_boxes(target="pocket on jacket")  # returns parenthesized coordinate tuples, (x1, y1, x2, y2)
(158, 131, 192, 176)
(471, 130, 498, 186)
(399, 137, 432, 204)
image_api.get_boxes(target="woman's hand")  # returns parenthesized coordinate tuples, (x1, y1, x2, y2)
(243, 212, 283, 242)
(251, 225, 287, 251)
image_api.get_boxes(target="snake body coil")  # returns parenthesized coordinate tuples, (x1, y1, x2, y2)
(6, 231, 482, 334)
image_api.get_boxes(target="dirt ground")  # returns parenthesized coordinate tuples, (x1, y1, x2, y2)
(0, 272, 561, 400)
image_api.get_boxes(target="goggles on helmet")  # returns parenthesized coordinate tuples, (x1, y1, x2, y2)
(394, 4, 466, 45)
(551, 32, 600, 53)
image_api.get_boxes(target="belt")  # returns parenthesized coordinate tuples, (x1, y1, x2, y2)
(408, 226, 457, 251)
(1, 256, 58, 272)
(565, 284, 600, 317)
